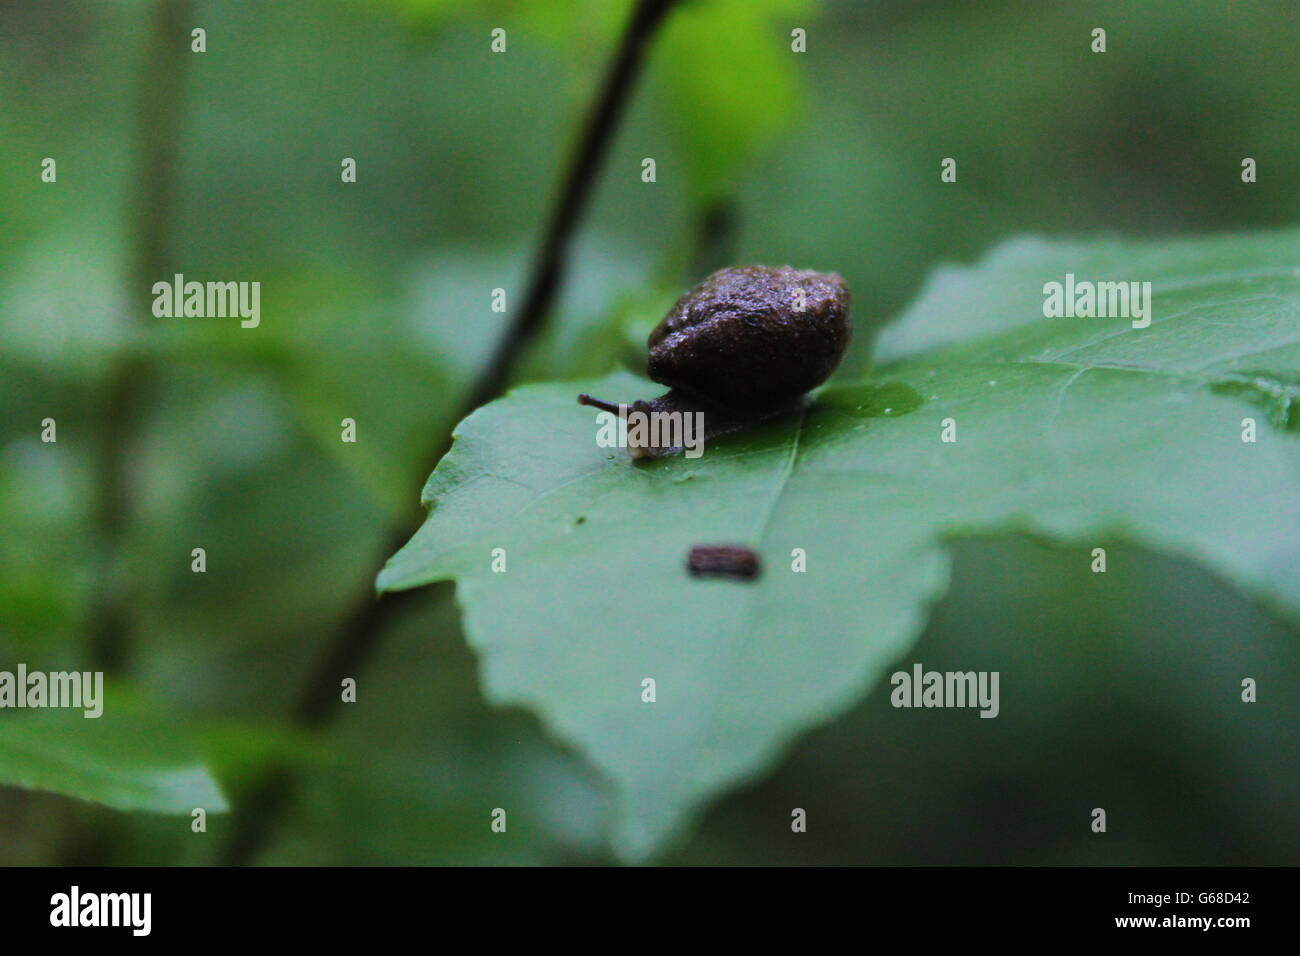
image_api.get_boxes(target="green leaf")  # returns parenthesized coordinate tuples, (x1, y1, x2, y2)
(379, 228, 1300, 860)
(0, 686, 228, 815)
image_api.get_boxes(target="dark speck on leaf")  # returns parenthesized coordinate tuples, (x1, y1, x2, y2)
(688, 544, 761, 581)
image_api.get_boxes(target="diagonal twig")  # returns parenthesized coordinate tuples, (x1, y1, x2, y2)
(218, 0, 681, 864)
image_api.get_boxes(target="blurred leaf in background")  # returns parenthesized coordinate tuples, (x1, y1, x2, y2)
(0, 685, 225, 815)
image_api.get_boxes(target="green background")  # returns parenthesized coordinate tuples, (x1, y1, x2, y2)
(1, 0, 1296, 864)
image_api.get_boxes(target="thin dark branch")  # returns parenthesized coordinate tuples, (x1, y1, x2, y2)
(461, 0, 678, 413)
(291, 549, 423, 728)
(293, 0, 680, 728)
(87, 0, 193, 672)
(218, 0, 680, 864)
(61, 0, 193, 866)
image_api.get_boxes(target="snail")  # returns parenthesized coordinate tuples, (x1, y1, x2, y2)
(578, 265, 852, 458)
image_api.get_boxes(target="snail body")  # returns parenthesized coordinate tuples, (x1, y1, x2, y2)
(579, 265, 852, 457)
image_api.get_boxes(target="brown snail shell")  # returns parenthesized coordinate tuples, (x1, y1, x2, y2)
(647, 265, 851, 409)
(579, 265, 852, 457)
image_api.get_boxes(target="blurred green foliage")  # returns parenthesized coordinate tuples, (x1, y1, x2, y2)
(1, 0, 1297, 864)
